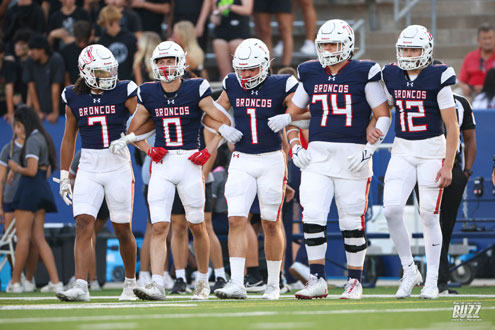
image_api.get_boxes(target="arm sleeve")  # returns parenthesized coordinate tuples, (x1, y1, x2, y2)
(437, 86, 456, 110)
(25, 137, 42, 161)
(292, 83, 310, 109)
(365, 81, 387, 109)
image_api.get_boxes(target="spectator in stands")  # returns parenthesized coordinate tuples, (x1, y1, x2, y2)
(60, 20, 94, 86)
(98, 5, 138, 81)
(0, 40, 17, 123)
(253, 0, 293, 66)
(292, 0, 316, 55)
(472, 68, 495, 109)
(7, 106, 62, 293)
(47, 0, 91, 52)
(2, 0, 45, 48)
(133, 31, 161, 85)
(168, 0, 210, 52)
(172, 21, 206, 78)
(104, 0, 143, 38)
(12, 30, 32, 108)
(210, 0, 253, 80)
(41, 0, 86, 19)
(131, 0, 170, 37)
(458, 23, 495, 98)
(0, 119, 39, 292)
(23, 35, 65, 124)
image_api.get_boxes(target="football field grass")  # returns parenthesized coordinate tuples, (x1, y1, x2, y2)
(1, 286, 494, 330)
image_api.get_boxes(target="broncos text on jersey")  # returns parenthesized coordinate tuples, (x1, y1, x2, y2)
(138, 78, 212, 150)
(297, 59, 382, 145)
(382, 63, 456, 140)
(223, 73, 298, 154)
(62, 81, 138, 149)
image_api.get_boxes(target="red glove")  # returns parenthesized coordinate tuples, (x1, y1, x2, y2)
(188, 149, 211, 166)
(147, 147, 168, 162)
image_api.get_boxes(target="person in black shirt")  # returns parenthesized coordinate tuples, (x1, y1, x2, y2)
(0, 41, 17, 122)
(2, 0, 45, 47)
(131, 0, 170, 37)
(47, 0, 91, 51)
(103, 0, 143, 37)
(98, 5, 138, 81)
(169, 0, 210, 52)
(60, 21, 94, 85)
(11, 30, 32, 108)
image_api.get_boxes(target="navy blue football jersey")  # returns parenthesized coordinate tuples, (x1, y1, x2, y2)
(382, 63, 456, 140)
(62, 81, 137, 149)
(223, 73, 298, 154)
(138, 78, 212, 150)
(297, 60, 381, 145)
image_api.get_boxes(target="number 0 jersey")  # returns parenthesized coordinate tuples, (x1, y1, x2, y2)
(382, 63, 456, 141)
(297, 59, 382, 145)
(138, 79, 212, 150)
(223, 73, 298, 154)
(62, 81, 138, 149)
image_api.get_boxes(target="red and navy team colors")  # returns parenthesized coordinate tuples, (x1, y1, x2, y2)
(224, 73, 298, 154)
(298, 59, 381, 145)
(138, 78, 212, 150)
(382, 63, 456, 140)
(62, 81, 138, 149)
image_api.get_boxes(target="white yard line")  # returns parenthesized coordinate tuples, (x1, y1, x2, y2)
(1, 294, 495, 301)
(0, 302, 195, 310)
(0, 306, 494, 324)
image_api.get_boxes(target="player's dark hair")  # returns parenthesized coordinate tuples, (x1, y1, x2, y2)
(13, 29, 32, 44)
(478, 23, 494, 36)
(14, 106, 57, 170)
(481, 68, 495, 101)
(73, 77, 92, 94)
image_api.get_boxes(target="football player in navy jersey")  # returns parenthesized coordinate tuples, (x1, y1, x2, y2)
(117, 41, 238, 301)
(268, 19, 391, 300)
(56, 45, 148, 302)
(381, 25, 459, 299)
(211, 38, 298, 301)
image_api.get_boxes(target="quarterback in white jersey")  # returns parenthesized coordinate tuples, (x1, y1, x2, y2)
(268, 19, 390, 300)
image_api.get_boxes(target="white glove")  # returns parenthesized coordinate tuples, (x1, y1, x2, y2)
(268, 114, 291, 133)
(292, 145, 311, 169)
(52, 170, 72, 206)
(110, 133, 135, 154)
(348, 146, 373, 173)
(219, 124, 243, 144)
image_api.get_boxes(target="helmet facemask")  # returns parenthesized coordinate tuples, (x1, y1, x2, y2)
(316, 41, 352, 67)
(233, 61, 269, 90)
(396, 46, 431, 71)
(396, 25, 433, 71)
(151, 55, 186, 83)
(78, 45, 119, 91)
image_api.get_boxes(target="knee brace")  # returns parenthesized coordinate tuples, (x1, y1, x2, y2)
(341, 229, 368, 253)
(303, 223, 327, 260)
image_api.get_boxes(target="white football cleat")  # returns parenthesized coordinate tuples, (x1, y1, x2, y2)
(262, 284, 280, 300)
(340, 278, 363, 299)
(90, 280, 101, 291)
(419, 282, 439, 299)
(192, 280, 211, 300)
(214, 281, 247, 299)
(133, 281, 166, 301)
(22, 279, 36, 292)
(40, 281, 63, 293)
(6, 282, 23, 293)
(119, 278, 138, 301)
(56, 282, 90, 302)
(396, 266, 423, 299)
(163, 272, 174, 290)
(295, 275, 328, 300)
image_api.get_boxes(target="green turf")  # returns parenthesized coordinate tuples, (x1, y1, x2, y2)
(0, 287, 494, 330)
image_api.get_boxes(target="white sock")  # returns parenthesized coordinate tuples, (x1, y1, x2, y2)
(125, 277, 136, 283)
(75, 279, 88, 291)
(196, 272, 209, 283)
(163, 271, 170, 278)
(176, 269, 186, 281)
(152, 274, 164, 287)
(384, 205, 414, 268)
(266, 260, 282, 287)
(422, 211, 442, 284)
(139, 271, 150, 279)
(214, 267, 226, 280)
(229, 257, 245, 287)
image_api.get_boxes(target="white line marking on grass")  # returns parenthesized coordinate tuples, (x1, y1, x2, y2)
(0, 303, 195, 310)
(1, 294, 495, 301)
(1, 307, 494, 324)
(78, 322, 138, 330)
(250, 322, 315, 329)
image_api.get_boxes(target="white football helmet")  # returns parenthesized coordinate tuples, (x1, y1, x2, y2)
(232, 38, 270, 90)
(396, 25, 434, 71)
(78, 44, 118, 90)
(315, 19, 354, 67)
(150, 41, 187, 83)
